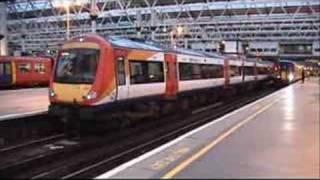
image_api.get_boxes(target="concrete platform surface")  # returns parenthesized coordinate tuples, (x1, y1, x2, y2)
(0, 88, 48, 121)
(96, 78, 319, 179)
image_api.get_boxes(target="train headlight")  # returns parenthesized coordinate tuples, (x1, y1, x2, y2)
(288, 73, 294, 82)
(84, 90, 97, 100)
(49, 88, 56, 97)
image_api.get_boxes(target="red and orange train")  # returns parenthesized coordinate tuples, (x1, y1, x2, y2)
(48, 34, 276, 123)
(0, 56, 53, 88)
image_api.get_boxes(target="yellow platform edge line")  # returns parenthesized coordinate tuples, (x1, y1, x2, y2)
(162, 99, 279, 179)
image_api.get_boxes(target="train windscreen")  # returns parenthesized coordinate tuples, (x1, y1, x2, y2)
(54, 49, 100, 84)
(280, 62, 294, 72)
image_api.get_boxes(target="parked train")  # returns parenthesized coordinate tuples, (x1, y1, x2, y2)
(278, 60, 304, 83)
(48, 34, 277, 125)
(0, 56, 53, 88)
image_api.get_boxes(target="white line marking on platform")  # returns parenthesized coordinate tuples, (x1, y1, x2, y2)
(0, 109, 48, 121)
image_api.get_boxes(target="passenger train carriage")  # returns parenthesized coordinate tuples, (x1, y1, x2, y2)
(0, 56, 53, 88)
(49, 34, 275, 122)
(278, 60, 304, 83)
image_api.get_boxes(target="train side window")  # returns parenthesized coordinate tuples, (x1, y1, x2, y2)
(35, 63, 46, 74)
(130, 61, 164, 84)
(180, 63, 223, 80)
(0, 64, 4, 75)
(192, 64, 201, 79)
(265, 67, 270, 74)
(5, 63, 11, 75)
(204, 64, 219, 78)
(117, 59, 126, 85)
(148, 62, 164, 83)
(245, 66, 255, 75)
(179, 63, 192, 80)
(257, 67, 263, 75)
(212, 65, 224, 78)
(229, 66, 241, 77)
(201, 64, 212, 79)
(18, 63, 31, 73)
(258, 67, 268, 75)
(257, 67, 261, 74)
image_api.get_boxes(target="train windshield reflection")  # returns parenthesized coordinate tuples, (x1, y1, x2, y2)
(55, 49, 100, 84)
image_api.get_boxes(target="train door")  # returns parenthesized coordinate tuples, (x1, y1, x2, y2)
(241, 61, 245, 83)
(164, 53, 178, 99)
(0, 62, 12, 86)
(224, 59, 230, 87)
(31, 62, 36, 85)
(254, 61, 258, 81)
(116, 57, 129, 100)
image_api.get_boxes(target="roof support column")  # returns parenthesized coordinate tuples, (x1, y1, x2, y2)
(0, 2, 8, 56)
(150, 9, 157, 40)
(90, 0, 98, 33)
(135, 10, 142, 38)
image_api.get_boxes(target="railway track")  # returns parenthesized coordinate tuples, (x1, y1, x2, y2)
(0, 134, 65, 153)
(0, 114, 63, 149)
(0, 84, 283, 178)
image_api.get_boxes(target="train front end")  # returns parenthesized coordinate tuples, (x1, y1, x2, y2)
(48, 35, 116, 120)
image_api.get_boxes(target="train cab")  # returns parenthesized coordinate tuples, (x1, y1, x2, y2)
(279, 60, 303, 83)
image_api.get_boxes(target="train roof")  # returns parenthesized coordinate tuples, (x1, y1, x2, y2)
(108, 36, 275, 65)
(107, 36, 224, 58)
(0, 56, 52, 62)
(279, 60, 299, 65)
(108, 36, 163, 52)
(279, 60, 305, 69)
(202, 52, 225, 58)
(79, 35, 272, 65)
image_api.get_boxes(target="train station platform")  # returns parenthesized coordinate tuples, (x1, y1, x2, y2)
(97, 78, 320, 179)
(0, 88, 48, 121)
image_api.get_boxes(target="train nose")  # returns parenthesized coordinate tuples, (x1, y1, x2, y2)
(52, 83, 93, 103)
(82, 90, 97, 100)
